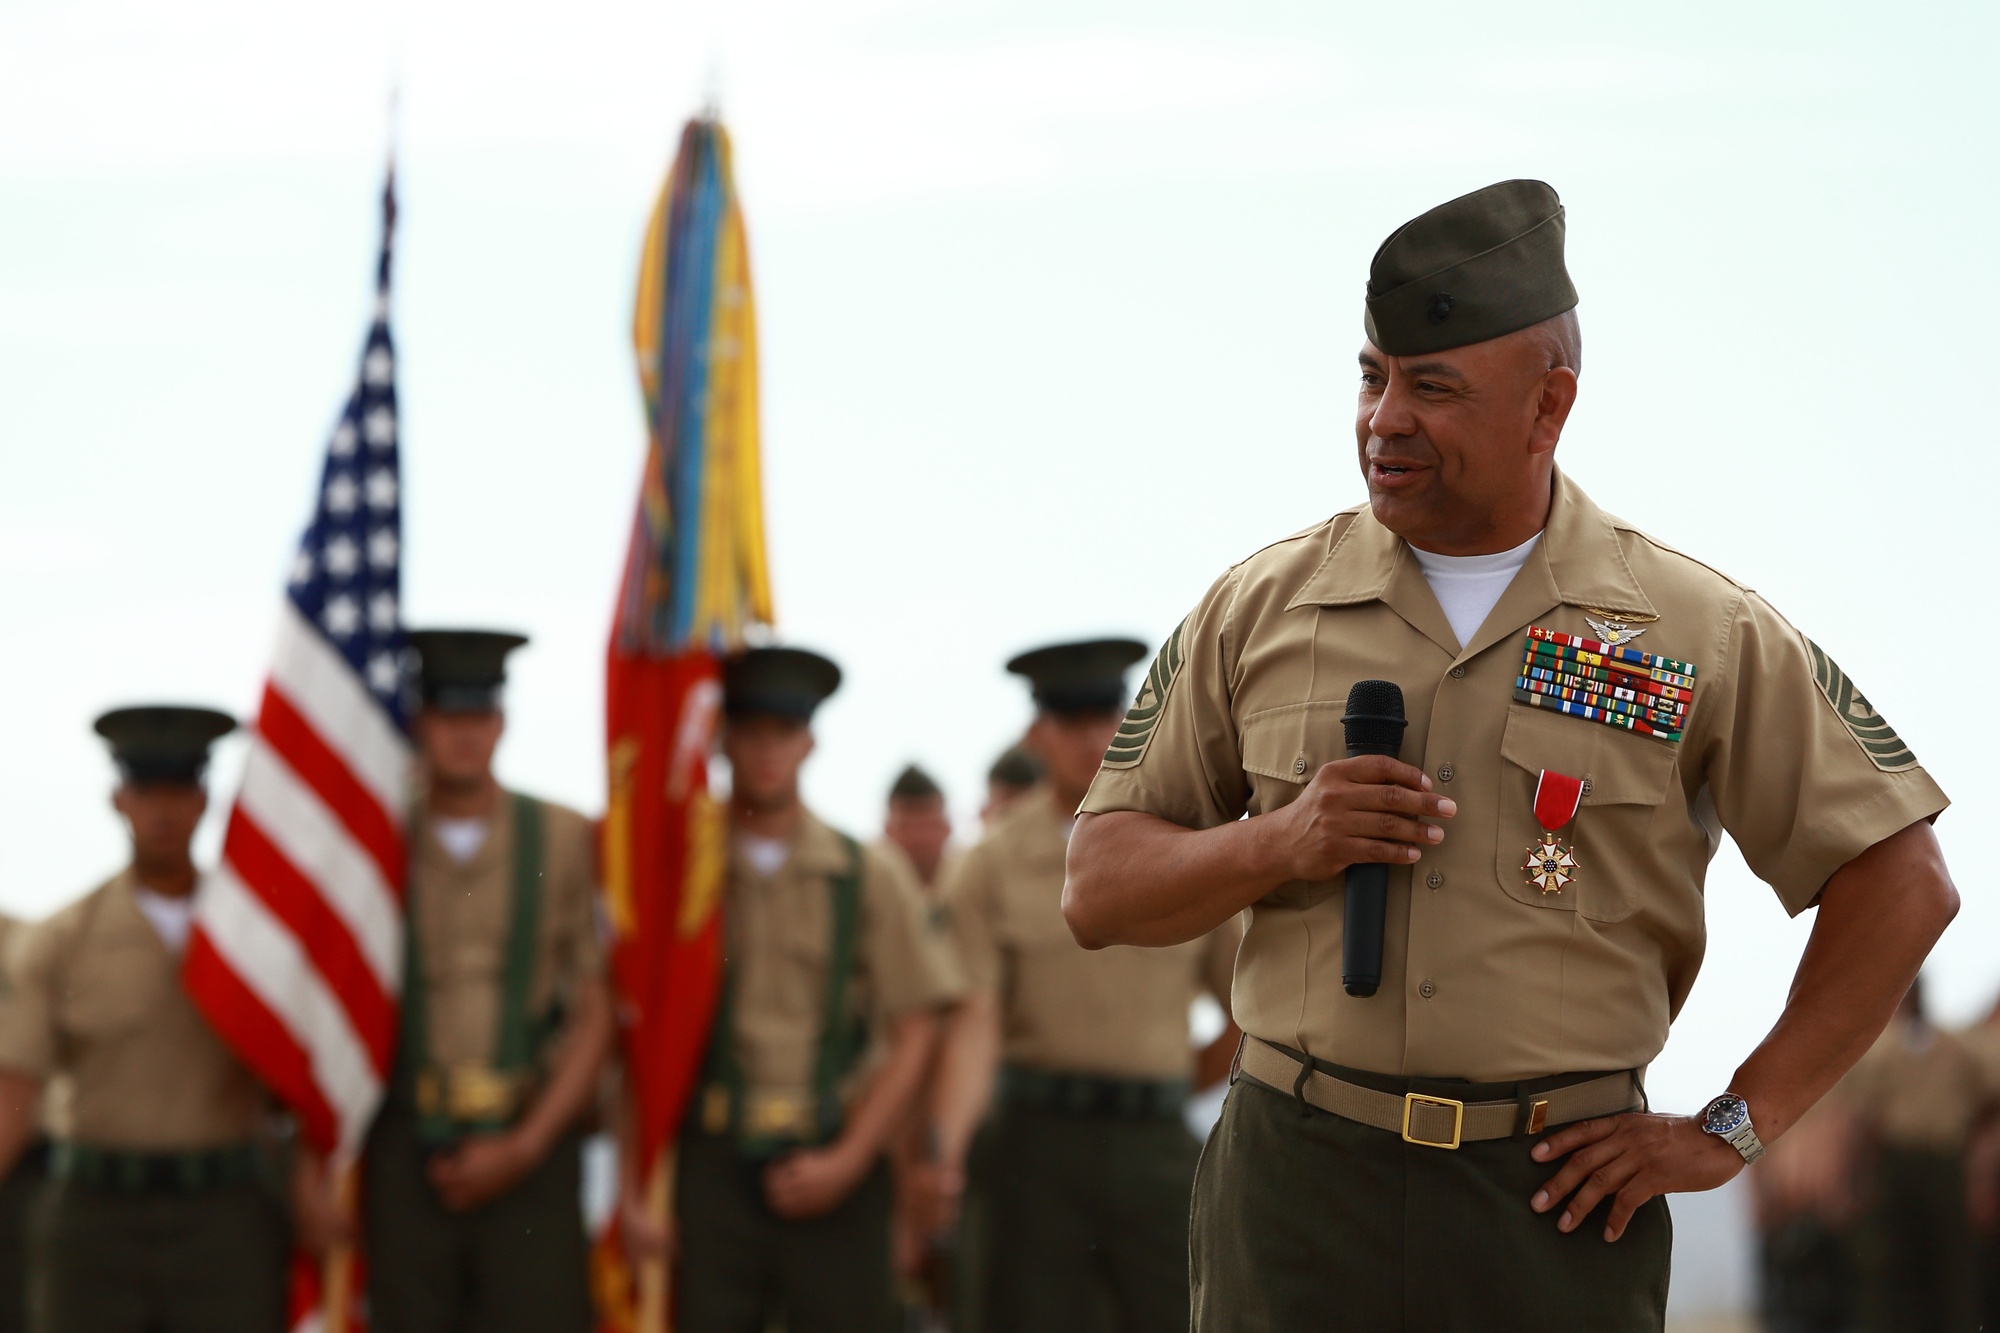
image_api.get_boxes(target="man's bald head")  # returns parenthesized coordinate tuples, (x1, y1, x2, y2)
(1521, 309, 1582, 376)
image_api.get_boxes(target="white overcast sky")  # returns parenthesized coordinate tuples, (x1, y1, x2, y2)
(3, 0, 1996, 1120)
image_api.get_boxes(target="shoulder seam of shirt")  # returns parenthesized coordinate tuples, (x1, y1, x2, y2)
(1608, 518, 1753, 593)
(1228, 509, 1358, 572)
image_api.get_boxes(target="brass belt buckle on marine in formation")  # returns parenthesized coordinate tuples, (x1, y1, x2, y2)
(416, 1064, 524, 1123)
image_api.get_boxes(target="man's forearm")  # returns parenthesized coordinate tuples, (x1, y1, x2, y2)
(514, 981, 614, 1160)
(834, 1011, 939, 1166)
(1729, 821, 1957, 1143)
(930, 994, 1001, 1170)
(1065, 811, 1287, 949)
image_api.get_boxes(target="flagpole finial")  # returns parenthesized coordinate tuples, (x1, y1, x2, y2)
(701, 60, 724, 121)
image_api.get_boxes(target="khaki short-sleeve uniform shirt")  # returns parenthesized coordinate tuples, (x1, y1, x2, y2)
(1081, 470, 1948, 1083)
(724, 811, 964, 1110)
(1959, 1020, 2000, 1100)
(409, 793, 605, 1068)
(944, 786, 1239, 1081)
(0, 872, 265, 1148)
(1843, 1021, 1988, 1153)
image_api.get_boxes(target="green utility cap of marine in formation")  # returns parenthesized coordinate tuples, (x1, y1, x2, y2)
(1364, 178, 1578, 357)
(408, 628, 530, 712)
(723, 646, 843, 720)
(889, 764, 942, 800)
(1006, 638, 1149, 715)
(988, 745, 1042, 789)
(94, 705, 237, 785)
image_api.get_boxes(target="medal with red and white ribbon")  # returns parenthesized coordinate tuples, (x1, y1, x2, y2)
(1523, 770, 1584, 895)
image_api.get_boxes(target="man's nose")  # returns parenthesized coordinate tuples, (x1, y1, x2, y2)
(1368, 380, 1418, 439)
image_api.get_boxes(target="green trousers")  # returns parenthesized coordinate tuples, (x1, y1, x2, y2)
(0, 1147, 46, 1333)
(1856, 1146, 1977, 1333)
(26, 1179, 286, 1333)
(1191, 1076, 1671, 1332)
(1758, 1214, 1860, 1333)
(362, 1106, 593, 1333)
(673, 1124, 895, 1333)
(973, 1106, 1200, 1333)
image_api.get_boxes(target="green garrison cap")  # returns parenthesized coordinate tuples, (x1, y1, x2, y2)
(1006, 639, 1149, 715)
(408, 628, 529, 712)
(723, 647, 842, 721)
(94, 705, 236, 785)
(889, 764, 943, 801)
(987, 745, 1042, 790)
(1364, 179, 1577, 357)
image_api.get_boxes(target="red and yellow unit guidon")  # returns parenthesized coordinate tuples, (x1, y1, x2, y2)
(1513, 626, 1697, 742)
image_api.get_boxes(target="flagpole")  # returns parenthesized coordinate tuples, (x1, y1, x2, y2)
(318, 105, 398, 1333)
(321, 1162, 359, 1333)
(638, 1151, 674, 1333)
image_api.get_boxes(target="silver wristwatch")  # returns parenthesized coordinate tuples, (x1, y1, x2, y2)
(1700, 1093, 1765, 1164)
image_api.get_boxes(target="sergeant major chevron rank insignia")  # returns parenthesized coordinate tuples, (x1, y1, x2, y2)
(1806, 639, 1918, 773)
(1102, 618, 1188, 770)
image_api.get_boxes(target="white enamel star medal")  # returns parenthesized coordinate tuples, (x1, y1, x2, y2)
(1525, 769, 1586, 896)
(1524, 830, 1578, 895)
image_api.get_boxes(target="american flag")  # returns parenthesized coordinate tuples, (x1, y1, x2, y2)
(185, 172, 410, 1161)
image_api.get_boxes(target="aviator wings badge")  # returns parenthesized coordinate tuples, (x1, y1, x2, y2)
(1584, 611, 1654, 648)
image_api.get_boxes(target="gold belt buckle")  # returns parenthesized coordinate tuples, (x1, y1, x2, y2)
(444, 1065, 520, 1122)
(1401, 1092, 1465, 1149)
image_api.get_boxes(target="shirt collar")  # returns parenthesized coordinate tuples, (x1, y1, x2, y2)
(1285, 468, 1656, 660)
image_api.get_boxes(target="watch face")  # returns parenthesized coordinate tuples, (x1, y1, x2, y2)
(1704, 1095, 1749, 1135)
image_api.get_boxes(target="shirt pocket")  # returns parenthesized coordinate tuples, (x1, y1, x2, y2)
(1240, 702, 1348, 907)
(59, 944, 159, 1043)
(1240, 702, 1346, 804)
(1495, 705, 1678, 924)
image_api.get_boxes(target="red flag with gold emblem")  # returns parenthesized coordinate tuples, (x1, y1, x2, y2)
(592, 115, 773, 1333)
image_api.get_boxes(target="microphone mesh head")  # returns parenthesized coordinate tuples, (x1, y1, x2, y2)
(1342, 679, 1408, 749)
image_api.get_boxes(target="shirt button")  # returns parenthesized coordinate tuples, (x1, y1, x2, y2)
(1581, 778, 1594, 796)
(1437, 763, 1455, 783)
(1419, 980, 1437, 999)
(1449, 665, 1467, 679)
(1426, 870, 1444, 889)
(1293, 757, 1308, 776)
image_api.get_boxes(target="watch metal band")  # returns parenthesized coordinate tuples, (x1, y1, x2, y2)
(1723, 1120, 1765, 1164)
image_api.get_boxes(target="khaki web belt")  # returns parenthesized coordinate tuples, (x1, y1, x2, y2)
(1235, 1036, 1641, 1149)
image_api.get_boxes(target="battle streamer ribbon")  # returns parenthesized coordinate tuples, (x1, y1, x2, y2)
(1524, 770, 1584, 895)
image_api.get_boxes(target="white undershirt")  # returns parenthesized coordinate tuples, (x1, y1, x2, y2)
(739, 834, 790, 878)
(134, 887, 195, 954)
(1408, 532, 1542, 649)
(432, 816, 490, 865)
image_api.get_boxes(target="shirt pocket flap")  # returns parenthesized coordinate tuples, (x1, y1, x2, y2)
(1499, 704, 1677, 807)
(1240, 702, 1345, 783)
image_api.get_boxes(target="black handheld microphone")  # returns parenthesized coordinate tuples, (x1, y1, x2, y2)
(1340, 680, 1408, 998)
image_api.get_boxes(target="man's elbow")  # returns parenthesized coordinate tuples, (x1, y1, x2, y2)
(1060, 814, 1117, 949)
(1061, 869, 1114, 950)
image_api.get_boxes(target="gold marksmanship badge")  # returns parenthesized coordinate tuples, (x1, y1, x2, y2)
(1523, 830, 1578, 895)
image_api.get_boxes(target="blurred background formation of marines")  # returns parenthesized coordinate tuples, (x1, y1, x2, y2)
(1752, 978, 2000, 1333)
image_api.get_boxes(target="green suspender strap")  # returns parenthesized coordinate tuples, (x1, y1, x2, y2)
(813, 835, 868, 1142)
(704, 834, 867, 1156)
(402, 793, 548, 1144)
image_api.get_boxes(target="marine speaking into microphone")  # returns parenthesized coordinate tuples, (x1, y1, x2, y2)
(1340, 679, 1407, 997)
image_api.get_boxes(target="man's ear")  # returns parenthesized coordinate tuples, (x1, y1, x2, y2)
(1530, 367, 1579, 456)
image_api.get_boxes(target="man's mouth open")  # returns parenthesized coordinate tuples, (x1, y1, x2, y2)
(1369, 460, 1428, 487)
